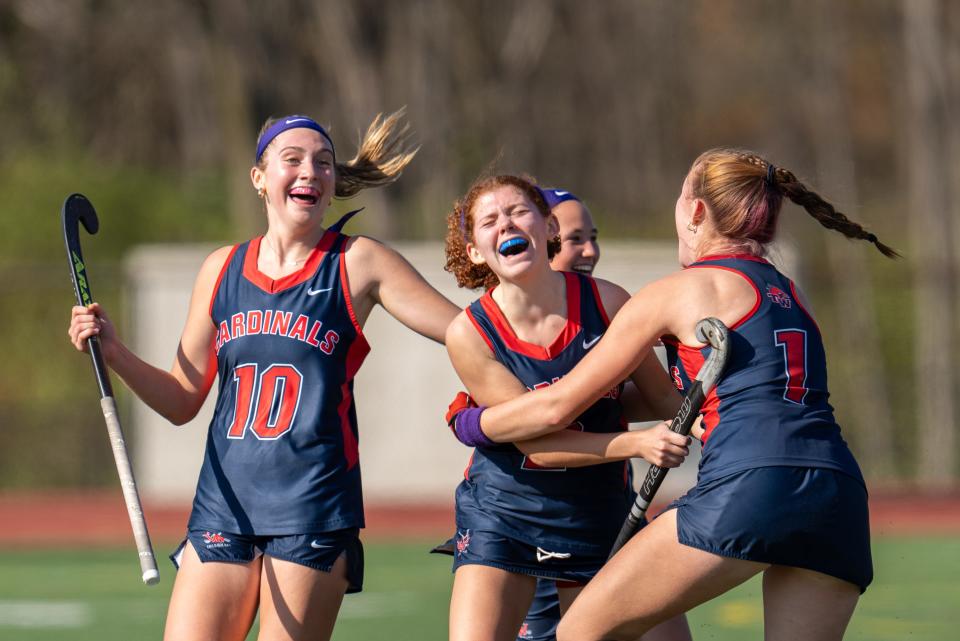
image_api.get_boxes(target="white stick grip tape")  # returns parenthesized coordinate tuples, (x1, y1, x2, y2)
(100, 396, 159, 585)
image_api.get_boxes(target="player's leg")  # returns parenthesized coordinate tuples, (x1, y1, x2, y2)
(256, 555, 349, 641)
(163, 541, 262, 641)
(450, 565, 537, 641)
(556, 581, 692, 641)
(761, 565, 860, 641)
(255, 530, 362, 641)
(638, 614, 693, 641)
(556, 510, 766, 641)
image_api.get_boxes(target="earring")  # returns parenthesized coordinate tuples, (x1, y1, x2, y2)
(257, 187, 265, 199)
(687, 223, 698, 233)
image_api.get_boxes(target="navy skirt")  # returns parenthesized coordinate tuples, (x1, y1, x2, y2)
(668, 466, 873, 592)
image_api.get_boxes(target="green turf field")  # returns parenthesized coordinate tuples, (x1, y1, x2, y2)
(0, 536, 955, 640)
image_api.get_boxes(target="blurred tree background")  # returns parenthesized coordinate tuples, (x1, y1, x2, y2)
(0, 0, 956, 490)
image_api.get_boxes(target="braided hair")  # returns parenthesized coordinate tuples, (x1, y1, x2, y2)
(689, 148, 899, 259)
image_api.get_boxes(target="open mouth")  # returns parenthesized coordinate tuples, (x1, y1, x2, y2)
(289, 186, 319, 205)
(571, 263, 595, 274)
(498, 237, 530, 257)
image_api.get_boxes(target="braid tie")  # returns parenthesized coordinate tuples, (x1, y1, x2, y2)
(765, 163, 777, 188)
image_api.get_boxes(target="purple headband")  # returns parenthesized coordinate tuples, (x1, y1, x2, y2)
(538, 187, 581, 209)
(255, 115, 335, 163)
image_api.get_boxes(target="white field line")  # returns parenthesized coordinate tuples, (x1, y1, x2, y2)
(0, 600, 93, 628)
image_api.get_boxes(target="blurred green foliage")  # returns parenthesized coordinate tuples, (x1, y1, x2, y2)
(0, 152, 230, 488)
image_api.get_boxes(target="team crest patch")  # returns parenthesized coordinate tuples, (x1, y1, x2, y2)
(455, 530, 471, 556)
(766, 284, 792, 308)
(202, 531, 231, 548)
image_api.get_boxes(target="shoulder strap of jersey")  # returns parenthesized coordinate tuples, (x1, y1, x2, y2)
(575, 272, 611, 326)
(465, 294, 499, 353)
(207, 242, 244, 319)
(329, 208, 364, 234)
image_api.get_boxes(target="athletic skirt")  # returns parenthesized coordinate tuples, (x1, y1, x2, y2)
(667, 466, 873, 592)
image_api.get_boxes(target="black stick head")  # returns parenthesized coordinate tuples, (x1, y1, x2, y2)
(62, 193, 99, 236)
(62, 193, 100, 307)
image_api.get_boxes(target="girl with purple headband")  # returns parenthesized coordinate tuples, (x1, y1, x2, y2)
(440, 174, 692, 641)
(69, 110, 459, 641)
(542, 188, 600, 276)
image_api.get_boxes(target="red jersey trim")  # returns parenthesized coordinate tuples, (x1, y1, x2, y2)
(687, 264, 761, 330)
(586, 275, 612, 326)
(696, 253, 770, 265)
(338, 239, 367, 343)
(477, 271, 582, 361)
(465, 306, 496, 353)
(208, 244, 240, 319)
(242, 231, 338, 294)
(337, 331, 370, 471)
(674, 344, 722, 442)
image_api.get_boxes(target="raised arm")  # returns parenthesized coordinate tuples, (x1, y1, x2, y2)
(343, 236, 459, 343)
(479, 274, 686, 442)
(68, 246, 230, 425)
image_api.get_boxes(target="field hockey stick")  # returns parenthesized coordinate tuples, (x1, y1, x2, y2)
(608, 317, 730, 558)
(62, 193, 160, 586)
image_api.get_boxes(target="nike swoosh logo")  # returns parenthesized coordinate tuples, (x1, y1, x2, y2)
(285, 117, 312, 125)
(306, 287, 332, 296)
(553, 190, 569, 196)
(582, 334, 603, 350)
(310, 540, 334, 549)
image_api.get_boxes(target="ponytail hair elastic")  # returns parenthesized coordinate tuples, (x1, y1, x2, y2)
(765, 163, 778, 188)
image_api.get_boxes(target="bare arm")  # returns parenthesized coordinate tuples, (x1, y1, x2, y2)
(479, 274, 684, 441)
(479, 266, 758, 441)
(68, 246, 229, 425)
(448, 283, 688, 468)
(447, 313, 681, 467)
(623, 352, 682, 420)
(343, 236, 459, 343)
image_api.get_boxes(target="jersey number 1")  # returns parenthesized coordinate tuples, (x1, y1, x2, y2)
(774, 329, 808, 404)
(227, 363, 303, 439)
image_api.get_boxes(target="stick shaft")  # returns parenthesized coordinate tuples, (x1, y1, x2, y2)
(608, 384, 705, 557)
(100, 397, 159, 584)
(608, 318, 729, 559)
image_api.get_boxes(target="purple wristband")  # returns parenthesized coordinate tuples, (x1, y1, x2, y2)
(454, 406, 496, 448)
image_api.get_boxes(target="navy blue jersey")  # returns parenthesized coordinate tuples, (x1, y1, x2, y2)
(664, 255, 863, 485)
(189, 230, 370, 535)
(457, 272, 630, 554)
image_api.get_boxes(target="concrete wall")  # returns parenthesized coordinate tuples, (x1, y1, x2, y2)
(124, 241, 795, 507)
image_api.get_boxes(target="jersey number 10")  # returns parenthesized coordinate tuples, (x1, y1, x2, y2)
(227, 363, 303, 439)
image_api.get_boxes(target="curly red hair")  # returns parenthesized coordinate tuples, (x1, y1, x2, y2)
(444, 174, 560, 290)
